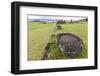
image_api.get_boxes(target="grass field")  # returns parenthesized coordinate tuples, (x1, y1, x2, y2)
(28, 21, 88, 60)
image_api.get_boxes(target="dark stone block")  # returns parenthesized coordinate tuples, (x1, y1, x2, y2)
(57, 33, 83, 58)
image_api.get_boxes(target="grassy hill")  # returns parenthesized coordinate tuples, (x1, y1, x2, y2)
(28, 21, 88, 60)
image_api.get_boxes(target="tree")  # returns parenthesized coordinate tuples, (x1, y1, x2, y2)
(56, 20, 66, 24)
(70, 19, 73, 23)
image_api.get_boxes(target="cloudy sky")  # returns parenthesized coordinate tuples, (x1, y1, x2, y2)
(28, 15, 87, 21)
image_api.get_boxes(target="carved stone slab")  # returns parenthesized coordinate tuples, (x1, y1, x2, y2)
(57, 33, 83, 58)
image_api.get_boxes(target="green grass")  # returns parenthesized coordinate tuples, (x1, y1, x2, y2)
(28, 22, 88, 60)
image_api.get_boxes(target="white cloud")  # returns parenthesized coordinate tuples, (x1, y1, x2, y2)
(28, 15, 87, 21)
